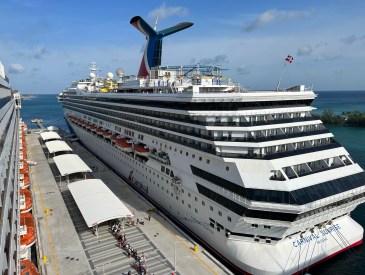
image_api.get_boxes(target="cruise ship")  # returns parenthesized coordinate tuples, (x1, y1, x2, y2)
(60, 16, 365, 274)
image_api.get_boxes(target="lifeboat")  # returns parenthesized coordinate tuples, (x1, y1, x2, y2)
(133, 143, 150, 156)
(20, 161, 29, 174)
(115, 137, 133, 152)
(20, 213, 36, 251)
(90, 125, 98, 132)
(20, 189, 32, 213)
(96, 127, 104, 134)
(20, 259, 40, 275)
(102, 130, 113, 138)
(19, 173, 30, 189)
(22, 149, 28, 160)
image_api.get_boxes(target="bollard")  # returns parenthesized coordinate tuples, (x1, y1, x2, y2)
(193, 245, 199, 253)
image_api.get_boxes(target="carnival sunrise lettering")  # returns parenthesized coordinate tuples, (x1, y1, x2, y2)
(293, 224, 341, 247)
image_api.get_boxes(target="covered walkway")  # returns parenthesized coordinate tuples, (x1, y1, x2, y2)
(45, 140, 73, 156)
(68, 179, 133, 228)
(40, 131, 62, 142)
(53, 154, 92, 182)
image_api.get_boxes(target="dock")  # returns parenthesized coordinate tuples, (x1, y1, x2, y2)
(31, 118, 45, 130)
(26, 130, 232, 275)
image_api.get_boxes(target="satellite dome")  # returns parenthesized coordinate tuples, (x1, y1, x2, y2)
(89, 72, 96, 79)
(107, 72, 114, 79)
(116, 68, 124, 77)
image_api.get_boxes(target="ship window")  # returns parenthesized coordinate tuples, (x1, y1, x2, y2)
(188, 204, 191, 208)
(226, 166, 229, 171)
(169, 146, 172, 150)
(176, 196, 179, 200)
(195, 209, 198, 213)
(166, 168, 170, 175)
(202, 201, 205, 206)
(182, 189, 184, 193)
(199, 156, 202, 161)
(180, 150, 183, 154)
(264, 225, 271, 229)
(152, 140, 154, 144)
(210, 206, 213, 211)
(251, 224, 258, 228)
(218, 211, 222, 216)
(162, 187, 164, 190)
(161, 166, 165, 173)
(175, 148, 177, 152)
(227, 216, 231, 222)
(266, 239, 271, 243)
(186, 152, 189, 156)
(188, 193, 191, 197)
(157, 184, 159, 187)
(195, 197, 198, 202)
(206, 159, 210, 164)
(170, 171, 174, 177)
(182, 200, 184, 204)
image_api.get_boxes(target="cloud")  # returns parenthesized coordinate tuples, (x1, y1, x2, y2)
(334, 69, 343, 74)
(148, 3, 188, 20)
(199, 55, 228, 65)
(315, 54, 343, 62)
(340, 34, 365, 44)
(8, 63, 25, 74)
(297, 45, 313, 56)
(243, 9, 305, 32)
(237, 65, 251, 75)
(33, 46, 48, 59)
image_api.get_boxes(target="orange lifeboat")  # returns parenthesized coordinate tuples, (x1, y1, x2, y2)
(133, 143, 150, 156)
(20, 259, 39, 275)
(20, 161, 29, 174)
(90, 125, 97, 132)
(96, 127, 104, 134)
(115, 137, 133, 152)
(102, 130, 113, 138)
(20, 189, 33, 213)
(20, 213, 36, 251)
(19, 172, 30, 189)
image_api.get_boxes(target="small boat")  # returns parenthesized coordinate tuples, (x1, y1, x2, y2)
(20, 259, 39, 275)
(20, 213, 36, 251)
(115, 137, 133, 152)
(19, 172, 30, 189)
(20, 189, 32, 213)
(96, 127, 104, 134)
(133, 143, 150, 156)
(102, 130, 113, 138)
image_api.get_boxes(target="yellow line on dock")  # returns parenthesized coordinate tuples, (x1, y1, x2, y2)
(28, 143, 59, 274)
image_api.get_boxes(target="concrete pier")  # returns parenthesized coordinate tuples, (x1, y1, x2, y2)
(26, 131, 233, 275)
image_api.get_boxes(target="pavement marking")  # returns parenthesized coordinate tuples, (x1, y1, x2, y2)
(29, 145, 59, 275)
(159, 218, 218, 275)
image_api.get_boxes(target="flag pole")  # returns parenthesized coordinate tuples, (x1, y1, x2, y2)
(276, 62, 287, 91)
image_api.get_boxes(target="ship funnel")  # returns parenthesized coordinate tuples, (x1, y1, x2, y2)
(130, 16, 193, 78)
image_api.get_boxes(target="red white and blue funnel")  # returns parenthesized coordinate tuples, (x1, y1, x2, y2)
(130, 16, 193, 78)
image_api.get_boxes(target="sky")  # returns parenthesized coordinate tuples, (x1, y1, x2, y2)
(1, 0, 365, 94)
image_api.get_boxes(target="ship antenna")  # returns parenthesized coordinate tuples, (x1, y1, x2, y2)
(153, 17, 159, 30)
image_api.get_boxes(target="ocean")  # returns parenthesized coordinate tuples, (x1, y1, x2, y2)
(21, 92, 365, 275)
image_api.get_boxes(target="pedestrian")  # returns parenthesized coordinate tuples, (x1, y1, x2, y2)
(148, 214, 151, 221)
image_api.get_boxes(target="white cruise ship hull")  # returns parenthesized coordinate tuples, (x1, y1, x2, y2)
(68, 121, 363, 274)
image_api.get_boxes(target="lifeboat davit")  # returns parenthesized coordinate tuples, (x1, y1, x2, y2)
(115, 137, 133, 152)
(20, 213, 36, 252)
(19, 172, 30, 189)
(133, 143, 150, 156)
(20, 189, 33, 213)
(20, 259, 40, 275)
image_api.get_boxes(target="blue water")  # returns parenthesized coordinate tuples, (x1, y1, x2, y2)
(21, 93, 365, 274)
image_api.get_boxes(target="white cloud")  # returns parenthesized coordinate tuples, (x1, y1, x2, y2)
(199, 55, 228, 65)
(340, 34, 365, 44)
(297, 45, 313, 56)
(9, 63, 25, 74)
(148, 3, 188, 20)
(315, 54, 343, 62)
(237, 65, 251, 75)
(33, 46, 48, 59)
(243, 9, 305, 32)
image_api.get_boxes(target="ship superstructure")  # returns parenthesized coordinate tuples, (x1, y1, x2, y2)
(0, 60, 22, 274)
(60, 16, 365, 274)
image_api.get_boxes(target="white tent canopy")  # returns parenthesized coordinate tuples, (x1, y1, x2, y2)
(40, 131, 62, 142)
(45, 140, 73, 154)
(53, 154, 92, 176)
(68, 179, 133, 227)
